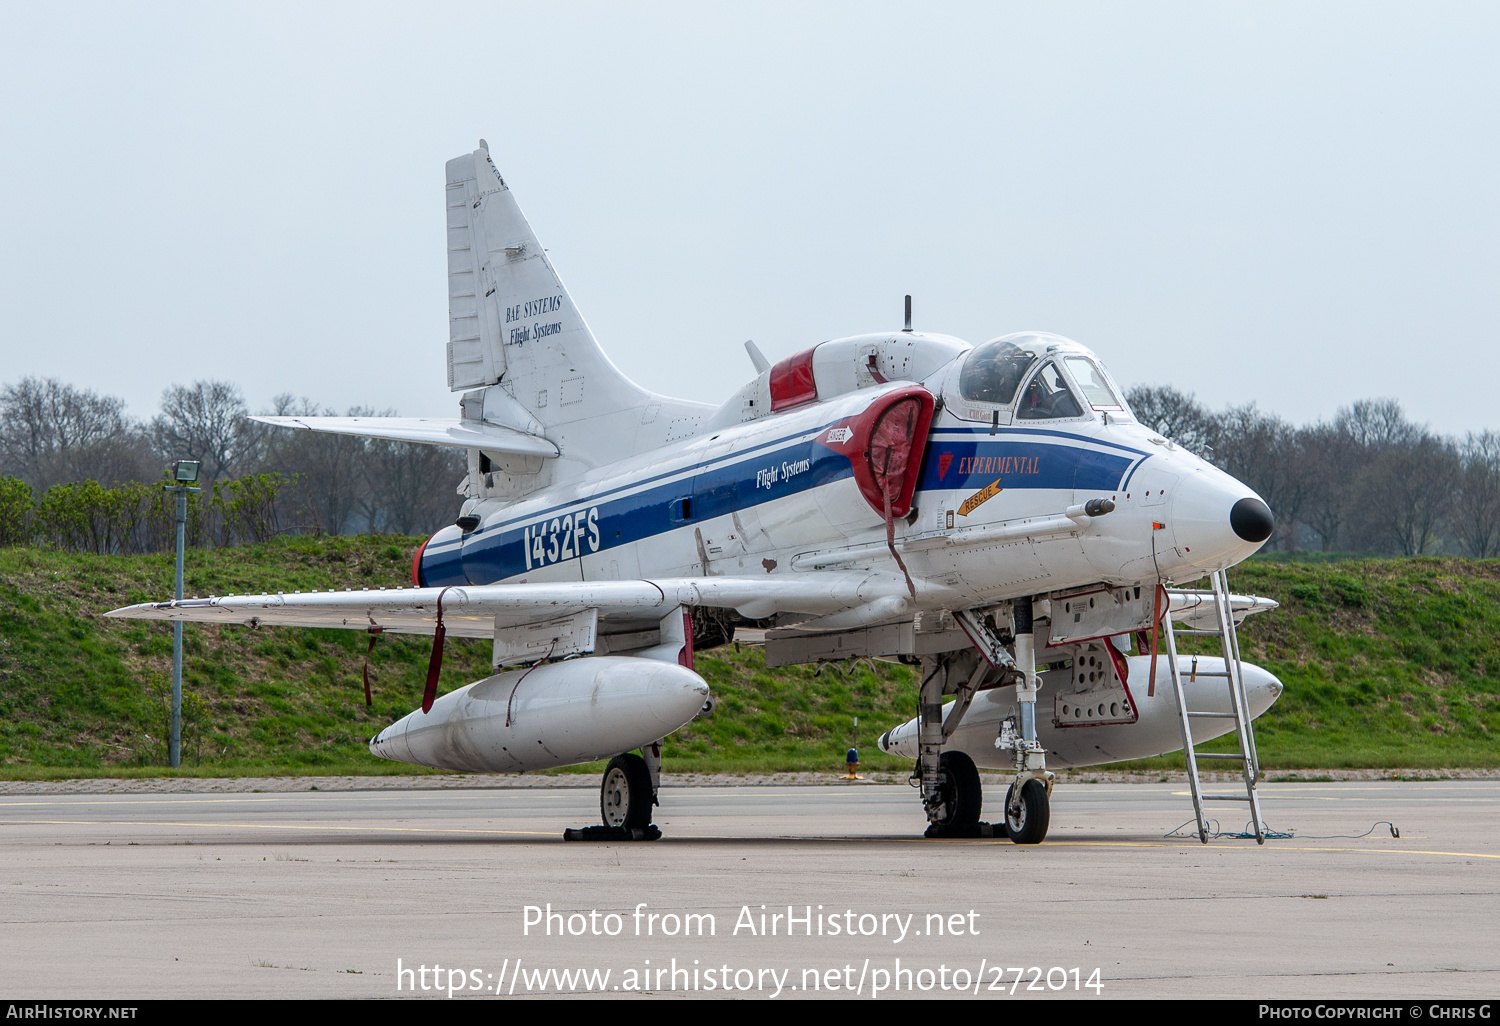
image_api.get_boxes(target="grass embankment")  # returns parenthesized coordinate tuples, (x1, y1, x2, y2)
(0, 540, 1496, 778)
(1123, 555, 1500, 771)
(0, 538, 916, 778)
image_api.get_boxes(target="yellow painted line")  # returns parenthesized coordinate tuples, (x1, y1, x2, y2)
(878, 838, 1500, 859)
(0, 791, 613, 808)
(8, 819, 555, 837)
(8, 821, 1498, 858)
(1224, 786, 1500, 792)
(1050, 792, 1494, 798)
(0, 789, 874, 809)
(3, 785, 1495, 810)
(1169, 790, 1497, 802)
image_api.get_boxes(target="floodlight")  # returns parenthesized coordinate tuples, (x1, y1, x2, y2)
(174, 460, 200, 483)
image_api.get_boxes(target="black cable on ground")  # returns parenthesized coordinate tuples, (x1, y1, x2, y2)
(1165, 819, 1399, 841)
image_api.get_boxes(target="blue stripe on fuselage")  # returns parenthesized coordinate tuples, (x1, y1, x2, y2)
(467, 420, 836, 543)
(449, 435, 854, 584)
(917, 439, 1133, 493)
(927, 425, 1150, 458)
(428, 422, 1142, 587)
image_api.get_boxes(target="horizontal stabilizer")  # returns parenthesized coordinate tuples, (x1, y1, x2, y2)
(249, 415, 558, 458)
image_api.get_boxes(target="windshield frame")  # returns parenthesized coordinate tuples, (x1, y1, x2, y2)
(1060, 354, 1125, 412)
(1015, 359, 1087, 422)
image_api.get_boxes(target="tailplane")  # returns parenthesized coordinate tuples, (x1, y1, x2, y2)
(445, 143, 709, 474)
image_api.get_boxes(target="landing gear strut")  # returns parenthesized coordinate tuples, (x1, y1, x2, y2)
(919, 599, 1054, 843)
(919, 647, 1006, 839)
(563, 746, 663, 842)
(997, 596, 1052, 844)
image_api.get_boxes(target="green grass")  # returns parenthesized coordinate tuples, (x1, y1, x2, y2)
(0, 540, 1496, 777)
(1116, 557, 1500, 770)
(0, 538, 917, 778)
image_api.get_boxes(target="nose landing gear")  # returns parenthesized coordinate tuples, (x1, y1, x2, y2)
(921, 598, 1054, 844)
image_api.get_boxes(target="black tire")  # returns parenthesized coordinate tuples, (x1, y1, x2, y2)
(600, 753, 653, 830)
(1005, 778, 1050, 844)
(931, 751, 983, 828)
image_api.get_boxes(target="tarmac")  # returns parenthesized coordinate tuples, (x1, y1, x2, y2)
(0, 777, 1495, 999)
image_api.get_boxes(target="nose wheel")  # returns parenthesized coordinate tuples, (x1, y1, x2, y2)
(1004, 777, 1050, 844)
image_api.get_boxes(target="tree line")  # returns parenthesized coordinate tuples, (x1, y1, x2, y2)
(0, 378, 463, 552)
(1127, 387, 1500, 557)
(0, 375, 1496, 558)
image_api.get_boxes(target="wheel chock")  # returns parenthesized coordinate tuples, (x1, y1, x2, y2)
(923, 821, 1008, 839)
(562, 824, 663, 842)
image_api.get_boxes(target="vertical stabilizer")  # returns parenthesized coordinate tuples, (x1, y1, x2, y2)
(445, 143, 707, 474)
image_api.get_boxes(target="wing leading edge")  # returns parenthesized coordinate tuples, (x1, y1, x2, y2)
(105, 576, 1274, 641)
(103, 574, 904, 638)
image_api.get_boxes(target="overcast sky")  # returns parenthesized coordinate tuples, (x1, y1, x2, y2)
(2, 2, 1497, 436)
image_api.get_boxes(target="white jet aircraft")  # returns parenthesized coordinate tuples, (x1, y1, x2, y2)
(109, 142, 1284, 845)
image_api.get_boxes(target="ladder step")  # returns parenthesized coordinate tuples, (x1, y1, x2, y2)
(1174, 629, 1226, 636)
(1186, 711, 1236, 719)
(1194, 752, 1248, 761)
(1186, 671, 1232, 678)
(1201, 794, 1253, 801)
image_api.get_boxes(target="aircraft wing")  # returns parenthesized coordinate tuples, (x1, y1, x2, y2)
(103, 575, 898, 638)
(105, 574, 1275, 642)
(249, 416, 559, 458)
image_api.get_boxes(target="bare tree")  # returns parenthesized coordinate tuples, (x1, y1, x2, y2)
(1124, 385, 1218, 454)
(0, 377, 155, 491)
(1210, 404, 1307, 549)
(359, 438, 464, 536)
(1451, 431, 1500, 558)
(1299, 421, 1369, 550)
(151, 380, 252, 483)
(1350, 434, 1460, 555)
(1335, 398, 1417, 450)
(255, 396, 371, 536)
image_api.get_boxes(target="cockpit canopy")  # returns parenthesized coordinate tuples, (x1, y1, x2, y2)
(945, 332, 1128, 424)
(957, 339, 1034, 405)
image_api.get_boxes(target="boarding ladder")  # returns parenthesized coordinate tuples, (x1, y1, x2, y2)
(1163, 568, 1266, 844)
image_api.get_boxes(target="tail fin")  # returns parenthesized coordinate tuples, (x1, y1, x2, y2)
(444, 143, 707, 470)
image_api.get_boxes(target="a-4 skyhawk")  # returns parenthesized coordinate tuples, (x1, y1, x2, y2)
(110, 142, 1283, 845)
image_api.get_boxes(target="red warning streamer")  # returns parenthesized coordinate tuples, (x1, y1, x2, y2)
(363, 627, 383, 707)
(422, 588, 453, 714)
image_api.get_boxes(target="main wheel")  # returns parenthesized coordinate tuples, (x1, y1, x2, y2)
(931, 751, 983, 829)
(1005, 778, 1050, 845)
(600, 753, 653, 830)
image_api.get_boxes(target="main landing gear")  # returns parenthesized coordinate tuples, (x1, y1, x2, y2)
(563, 744, 663, 842)
(925, 750, 1005, 838)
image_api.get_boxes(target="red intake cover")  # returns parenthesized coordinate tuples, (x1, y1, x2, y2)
(815, 385, 935, 519)
(411, 537, 430, 588)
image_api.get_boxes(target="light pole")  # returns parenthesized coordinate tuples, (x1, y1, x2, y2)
(164, 460, 200, 768)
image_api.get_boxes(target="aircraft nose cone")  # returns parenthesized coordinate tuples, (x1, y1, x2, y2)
(1230, 497, 1274, 543)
